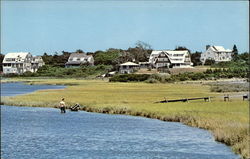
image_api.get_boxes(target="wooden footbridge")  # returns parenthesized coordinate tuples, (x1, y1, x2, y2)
(155, 94, 249, 103)
(156, 97, 212, 103)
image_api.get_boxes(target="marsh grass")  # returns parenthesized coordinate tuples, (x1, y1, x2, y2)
(1, 78, 249, 158)
(209, 82, 249, 92)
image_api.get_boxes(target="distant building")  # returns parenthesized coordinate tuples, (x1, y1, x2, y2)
(65, 53, 94, 67)
(2, 52, 45, 74)
(149, 50, 193, 69)
(200, 45, 233, 64)
(119, 62, 139, 74)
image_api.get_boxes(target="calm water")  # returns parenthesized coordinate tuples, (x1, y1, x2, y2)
(1, 82, 65, 96)
(1, 82, 240, 159)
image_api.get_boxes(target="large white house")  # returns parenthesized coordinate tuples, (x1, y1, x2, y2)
(200, 45, 233, 64)
(65, 53, 94, 67)
(149, 50, 193, 69)
(2, 52, 45, 74)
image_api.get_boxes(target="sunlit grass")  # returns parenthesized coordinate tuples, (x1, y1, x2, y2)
(1, 78, 249, 158)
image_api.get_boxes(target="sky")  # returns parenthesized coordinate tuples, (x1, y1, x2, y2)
(1, 0, 249, 55)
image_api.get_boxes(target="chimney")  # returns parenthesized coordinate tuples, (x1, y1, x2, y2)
(206, 45, 210, 50)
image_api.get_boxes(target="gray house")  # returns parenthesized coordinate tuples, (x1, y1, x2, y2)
(65, 53, 94, 67)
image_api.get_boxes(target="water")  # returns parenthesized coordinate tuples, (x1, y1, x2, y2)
(1, 82, 240, 159)
(1, 82, 65, 96)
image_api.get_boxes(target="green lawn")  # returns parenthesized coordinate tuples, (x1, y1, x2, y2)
(1, 78, 249, 158)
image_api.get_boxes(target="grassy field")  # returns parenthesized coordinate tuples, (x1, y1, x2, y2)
(1, 78, 249, 158)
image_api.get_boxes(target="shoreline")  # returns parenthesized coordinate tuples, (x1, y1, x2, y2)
(1, 79, 249, 158)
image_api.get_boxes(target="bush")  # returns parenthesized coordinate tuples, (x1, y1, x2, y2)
(145, 78, 158, 83)
(22, 71, 37, 77)
(204, 59, 215, 65)
(13, 65, 113, 78)
(109, 74, 151, 82)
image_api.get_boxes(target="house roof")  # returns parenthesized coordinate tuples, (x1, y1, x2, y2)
(3, 52, 31, 63)
(151, 50, 164, 55)
(4, 52, 30, 59)
(165, 50, 189, 54)
(210, 46, 232, 52)
(120, 62, 139, 66)
(32, 56, 44, 63)
(69, 53, 90, 58)
(139, 62, 150, 64)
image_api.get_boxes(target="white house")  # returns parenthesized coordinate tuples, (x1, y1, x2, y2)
(119, 62, 139, 74)
(149, 50, 193, 69)
(31, 56, 45, 72)
(2, 52, 45, 74)
(65, 53, 94, 67)
(200, 45, 233, 64)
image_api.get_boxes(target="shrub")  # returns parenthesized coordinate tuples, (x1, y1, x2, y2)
(109, 74, 151, 82)
(204, 59, 215, 65)
(145, 78, 158, 83)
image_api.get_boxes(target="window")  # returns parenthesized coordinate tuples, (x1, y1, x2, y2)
(5, 58, 12, 61)
(173, 54, 184, 57)
(172, 59, 182, 61)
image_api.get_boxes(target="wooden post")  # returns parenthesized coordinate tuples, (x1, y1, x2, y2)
(164, 97, 168, 103)
(243, 94, 248, 101)
(204, 97, 211, 102)
(224, 94, 229, 102)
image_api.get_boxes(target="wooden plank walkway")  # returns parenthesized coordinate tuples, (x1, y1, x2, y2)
(155, 94, 249, 103)
(156, 97, 212, 103)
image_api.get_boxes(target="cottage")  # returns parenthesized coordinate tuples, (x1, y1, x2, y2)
(200, 45, 233, 64)
(119, 62, 139, 74)
(149, 50, 193, 69)
(2, 52, 44, 74)
(65, 53, 94, 67)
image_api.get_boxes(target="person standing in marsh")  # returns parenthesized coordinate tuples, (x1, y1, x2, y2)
(59, 98, 66, 113)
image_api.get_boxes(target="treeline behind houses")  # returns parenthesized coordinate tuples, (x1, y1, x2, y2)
(1, 42, 249, 80)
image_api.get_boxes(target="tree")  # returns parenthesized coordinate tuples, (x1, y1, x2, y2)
(76, 49, 84, 53)
(42, 51, 70, 67)
(0, 53, 5, 72)
(135, 41, 152, 50)
(204, 59, 215, 65)
(174, 46, 190, 52)
(93, 49, 120, 65)
(232, 44, 239, 61)
(42, 53, 54, 65)
(126, 41, 152, 62)
(191, 52, 202, 66)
